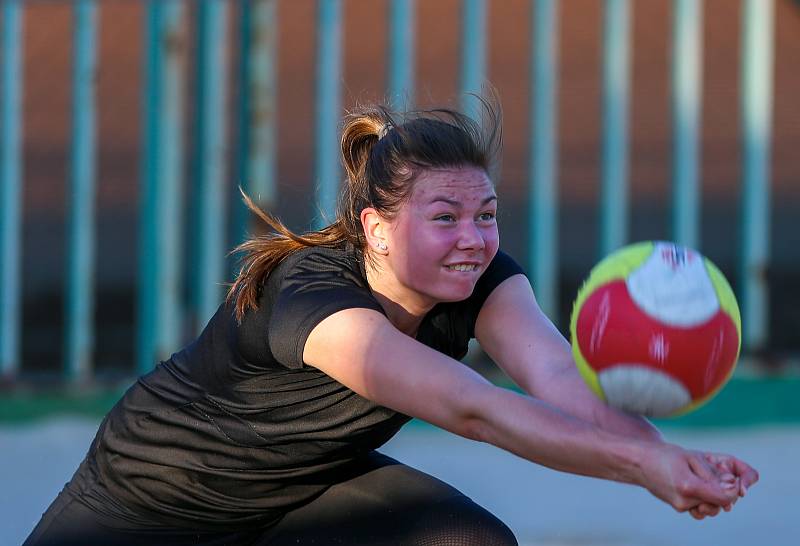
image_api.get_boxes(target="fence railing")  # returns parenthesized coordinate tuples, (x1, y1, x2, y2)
(0, 0, 778, 383)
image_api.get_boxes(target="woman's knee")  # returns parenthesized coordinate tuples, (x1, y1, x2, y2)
(407, 494, 518, 546)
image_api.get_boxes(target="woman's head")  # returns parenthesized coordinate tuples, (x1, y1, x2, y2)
(338, 97, 503, 309)
(362, 165, 500, 310)
(336, 97, 502, 255)
(228, 95, 502, 319)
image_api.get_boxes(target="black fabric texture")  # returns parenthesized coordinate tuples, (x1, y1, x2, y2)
(35, 244, 525, 534)
(25, 453, 518, 546)
(257, 452, 519, 546)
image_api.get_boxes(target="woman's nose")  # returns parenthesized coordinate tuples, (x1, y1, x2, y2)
(457, 221, 485, 250)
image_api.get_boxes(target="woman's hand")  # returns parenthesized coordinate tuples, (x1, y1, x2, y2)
(703, 452, 759, 496)
(639, 443, 754, 518)
(687, 453, 759, 519)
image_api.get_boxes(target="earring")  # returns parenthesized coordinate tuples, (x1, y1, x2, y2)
(376, 241, 388, 251)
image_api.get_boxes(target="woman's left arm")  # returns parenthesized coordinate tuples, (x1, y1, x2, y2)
(475, 274, 757, 518)
(474, 274, 664, 443)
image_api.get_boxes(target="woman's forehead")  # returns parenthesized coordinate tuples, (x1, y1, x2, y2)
(410, 167, 495, 201)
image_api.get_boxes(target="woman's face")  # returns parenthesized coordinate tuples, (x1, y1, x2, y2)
(380, 166, 499, 310)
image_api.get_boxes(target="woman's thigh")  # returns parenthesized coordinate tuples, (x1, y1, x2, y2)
(23, 487, 259, 546)
(258, 452, 518, 546)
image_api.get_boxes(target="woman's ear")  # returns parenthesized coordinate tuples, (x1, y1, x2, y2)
(360, 208, 389, 254)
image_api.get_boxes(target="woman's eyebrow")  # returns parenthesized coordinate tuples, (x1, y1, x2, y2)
(428, 195, 498, 207)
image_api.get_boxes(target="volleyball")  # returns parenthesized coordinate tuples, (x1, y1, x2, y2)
(569, 241, 741, 417)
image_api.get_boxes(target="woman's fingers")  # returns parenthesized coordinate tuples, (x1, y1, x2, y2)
(686, 453, 740, 505)
(646, 445, 750, 516)
(688, 451, 717, 481)
(702, 504, 721, 517)
(668, 451, 758, 519)
(704, 453, 759, 495)
(689, 503, 721, 520)
(734, 459, 759, 490)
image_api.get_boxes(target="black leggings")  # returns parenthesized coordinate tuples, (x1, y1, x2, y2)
(24, 453, 518, 546)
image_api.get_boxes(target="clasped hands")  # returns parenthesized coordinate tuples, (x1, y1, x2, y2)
(687, 452, 758, 520)
(642, 444, 758, 520)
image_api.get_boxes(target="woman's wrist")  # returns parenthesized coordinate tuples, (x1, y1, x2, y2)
(633, 417, 665, 444)
(606, 434, 650, 487)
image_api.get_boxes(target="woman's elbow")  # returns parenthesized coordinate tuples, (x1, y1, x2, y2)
(447, 383, 501, 444)
(458, 414, 494, 443)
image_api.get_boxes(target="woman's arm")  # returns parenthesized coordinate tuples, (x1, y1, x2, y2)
(473, 274, 757, 517)
(474, 274, 663, 442)
(303, 307, 741, 514)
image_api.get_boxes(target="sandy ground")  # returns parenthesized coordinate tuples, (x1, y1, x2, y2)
(2, 418, 797, 546)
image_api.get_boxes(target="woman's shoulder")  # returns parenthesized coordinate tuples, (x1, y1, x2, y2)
(272, 243, 367, 286)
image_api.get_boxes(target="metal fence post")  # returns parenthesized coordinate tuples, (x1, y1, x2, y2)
(231, 0, 278, 262)
(740, 0, 774, 351)
(388, 0, 415, 110)
(600, 0, 631, 256)
(671, 0, 703, 250)
(529, 0, 559, 321)
(1, 0, 23, 379)
(247, 0, 278, 213)
(65, 0, 99, 383)
(193, 0, 230, 329)
(460, 0, 487, 122)
(314, 0, 342, 228)
(137, 0, 186, 373)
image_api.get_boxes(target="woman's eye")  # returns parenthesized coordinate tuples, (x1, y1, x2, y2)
(479, 212, 496, 222)
(435, 214, 455, 222)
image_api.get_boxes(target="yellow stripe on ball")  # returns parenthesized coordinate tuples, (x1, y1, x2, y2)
(704, 258, 742, 353)
(569, 241, 655, 403)
(672, 258, 743, 416)
(572, 344, 605, 401)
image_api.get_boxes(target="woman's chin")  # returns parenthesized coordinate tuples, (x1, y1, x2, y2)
(431, 281, 478, 303)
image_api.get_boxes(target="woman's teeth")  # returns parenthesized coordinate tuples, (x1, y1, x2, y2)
(447, 264, 477, 272)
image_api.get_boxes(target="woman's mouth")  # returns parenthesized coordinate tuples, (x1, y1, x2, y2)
(445, 263, 480, 272)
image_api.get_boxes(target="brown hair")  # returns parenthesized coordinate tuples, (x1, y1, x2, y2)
(227, 95, 502, 320)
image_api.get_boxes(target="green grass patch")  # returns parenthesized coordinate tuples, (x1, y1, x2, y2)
(652, 375, 800, 428)
(0, 388, 127, 424)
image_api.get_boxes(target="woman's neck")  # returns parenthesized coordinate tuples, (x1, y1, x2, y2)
(365, 263, 432, 338)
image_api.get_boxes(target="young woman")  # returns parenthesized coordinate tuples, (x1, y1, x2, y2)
(26, 100, 757, 546)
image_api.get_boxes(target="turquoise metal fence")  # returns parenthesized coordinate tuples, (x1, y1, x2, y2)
(460, 0, 487, 121)
(671, 0, 702, 251)
(1, 0, 23, 379)
(314, 0, 342, 229)
(388, 0, 415, 110)
(192, 0, 230, 329)
(740, 0, 774, 352)
(137, 0, 186, 375)
(0, 0, 780, 381)
(231, 0, 278, 259)
(66, 0, 98, 383)
(600, 0, 631, 259)
(528, 0, 559, 320)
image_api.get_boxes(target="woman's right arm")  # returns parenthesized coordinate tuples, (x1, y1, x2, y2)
(302, 307, 740, 514)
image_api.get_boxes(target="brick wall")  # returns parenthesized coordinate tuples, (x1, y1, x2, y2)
(13, 0, 800, 371)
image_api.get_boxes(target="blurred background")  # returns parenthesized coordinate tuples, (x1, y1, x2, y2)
(1, 0, 799, 544)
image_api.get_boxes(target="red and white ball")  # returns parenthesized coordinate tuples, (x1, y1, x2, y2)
(569, 241, 741, 417)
